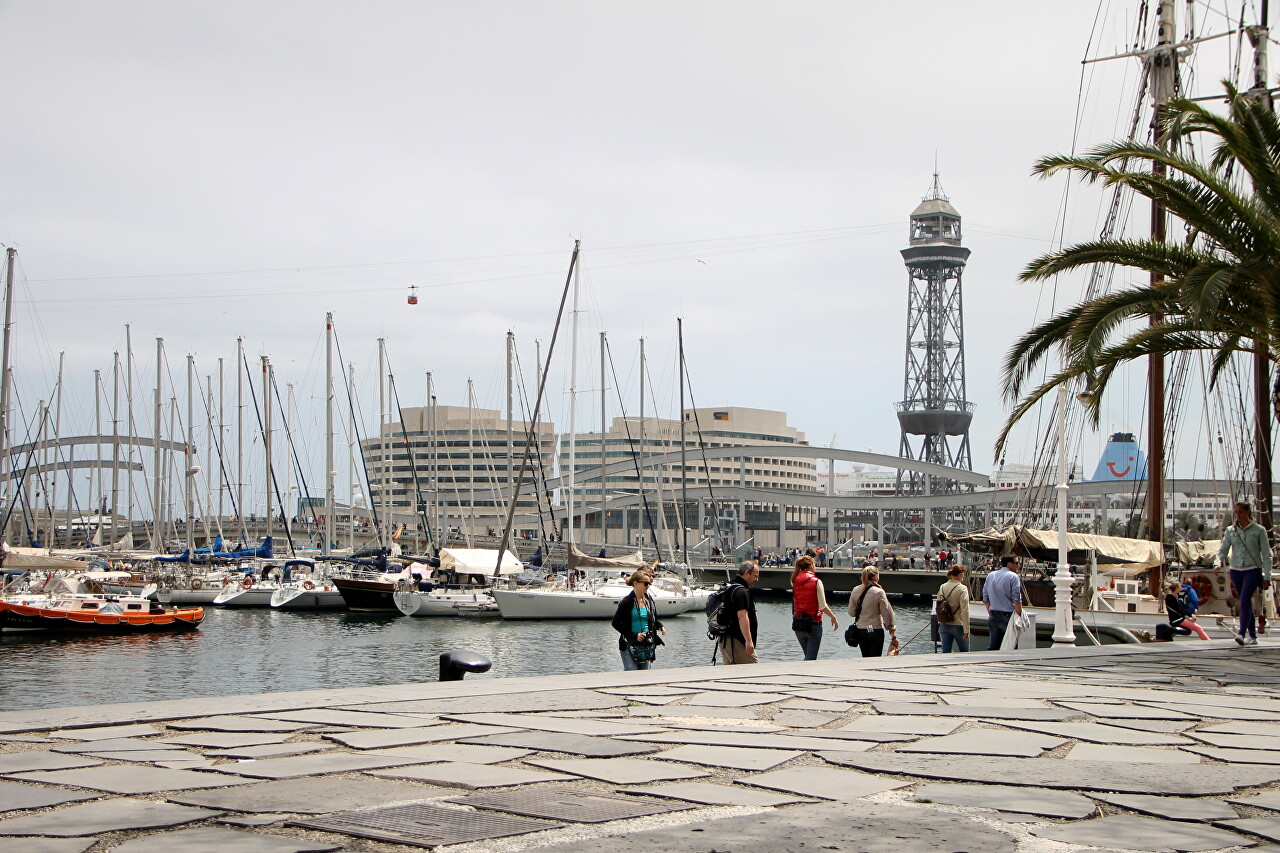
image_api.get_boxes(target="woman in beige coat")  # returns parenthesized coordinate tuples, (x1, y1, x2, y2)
(848, 566, 896, 657)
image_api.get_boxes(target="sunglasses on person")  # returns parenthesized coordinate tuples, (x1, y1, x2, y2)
(634, 580, 650, 586)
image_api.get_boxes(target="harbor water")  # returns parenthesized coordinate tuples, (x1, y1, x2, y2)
(0, 595, 937, 711)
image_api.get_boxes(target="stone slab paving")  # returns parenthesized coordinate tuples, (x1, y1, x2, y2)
(872, 701, 1078, 720)
(0, 779, 97, 812)
(1230, 791, 1280, 812)
(167, 775, 453, 813)
(457, 730, 662, 757)
(206, 742, 335, 760)
(738, 766, 912, 801)
(158, 731, 293, 748)
(49, 724, 165, 740)
(996, 719, 1193, 745)
(1030, 814, 1254, 851)
(441, 712, 655, 736)
(1189, 731, 1280, 749)
(0, 798, 220, 836)
(779, 699, 856, 712)
(1092, 792, 1238, 822)
(621, 729, 874, 753)
(1186, 745, 1280, 764)
(4, 840, 95, 853)
(249, 708, 431, 728)
(897, 728, 1066, 757)
(1054, 701, 1197, 720)
(1216, 818, 1280, 844)
(651, 744, 803, 771)
(839, 715, 962, 735)
(1065, 743, 1202, 763)
(204, 750, 422, 780)
(825, 752, 1280, 794)
(772, 710, 840, 728)
(526, 756, 711, 784)
(368, 743, 534, 764)
(81, 749, 204, 763)
(324, 723, 508, 749)
(680, 691, 792, 706)
(347, 688, 625, 716)
(626, 704, 763, 721)
(11, 765, 251, 794)
(1198, 720, 1280, 736)
(51, 737, 173, 753)
(165, 715, 316, 733)
(111, 826, 342, 852)
(626, 781, 810, 806)
(0, 751, 101, 774)
(912, 782, 1097, 818)
(367, 761, 574, 788)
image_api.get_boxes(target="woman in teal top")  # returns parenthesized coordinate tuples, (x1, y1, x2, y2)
(610, 569, 666, 671)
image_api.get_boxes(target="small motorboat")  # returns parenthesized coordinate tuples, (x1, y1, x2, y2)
(0, 574, 204, 634)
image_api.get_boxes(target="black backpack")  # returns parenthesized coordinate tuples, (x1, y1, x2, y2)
(706, 583, 735, 640)
(935, 584, 960, 623)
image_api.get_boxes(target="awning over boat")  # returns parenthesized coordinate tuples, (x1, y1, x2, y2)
(567, 545, 647, 570)
(1175, 539, 1222, 567)
(943, 525, 1164, 573)
(439, 548, 524, 577)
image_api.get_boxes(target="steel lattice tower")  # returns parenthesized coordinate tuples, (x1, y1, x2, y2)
(893, 176, 974, 536)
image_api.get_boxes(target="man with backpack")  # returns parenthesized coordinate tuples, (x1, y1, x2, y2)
(934, 564, 971, 652)
(717, 561, 761, 664)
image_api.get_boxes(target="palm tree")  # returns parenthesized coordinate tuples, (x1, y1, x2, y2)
(997, 83, 1280, 458)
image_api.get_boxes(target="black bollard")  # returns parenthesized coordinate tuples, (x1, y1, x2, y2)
(439, 650, 492, 681)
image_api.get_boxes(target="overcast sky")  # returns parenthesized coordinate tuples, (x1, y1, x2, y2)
(0, 1, 1256, 513)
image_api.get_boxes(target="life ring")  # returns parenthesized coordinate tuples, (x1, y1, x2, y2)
(1188, 574, 1214, 602)
(242, 576, 255, 589)
(302, 580, 315, 591)
(190, 578, 203, 591)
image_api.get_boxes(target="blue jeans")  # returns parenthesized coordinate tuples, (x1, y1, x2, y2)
(620, 650, 651, 671)
(1232, 568, 1264, 639)
(794, 622, 823, 660)
(988, 611, 1013, 650)
(939, 623, 969, 653)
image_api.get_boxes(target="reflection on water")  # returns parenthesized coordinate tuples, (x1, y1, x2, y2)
(0, 595, 937, 711)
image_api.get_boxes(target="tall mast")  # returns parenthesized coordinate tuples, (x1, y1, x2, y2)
(236, 338, 246, 544)
(506, 332, 514, 520)
(125, 326, 135, 542)
(217, 357, 224, 522)
(263, 355, 273, 541)
(153, 338, 164, 550)
(325, 313, 335, 557)
(110, 352, 120, 547)
(285, 382, 295, 546)
(1145, 1, 1176, 553)
(52, 352, 64, 547)
(377, 338, 387, 549)
(567, 252, 580, 545)
(0, 248, 14, 541)
(679, 318, 688, 565)
(93, 369, 101, 526)
(185, 354, 194, 554)
(348, 363, 357, 552)
(600, 331, 607, 549)
(467, 377, 476, 547)
(638, 337, 646, 553)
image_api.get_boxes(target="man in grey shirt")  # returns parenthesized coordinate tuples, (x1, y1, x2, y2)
(982, 555, 1024, 650)
(1217, 501, 1272, 645)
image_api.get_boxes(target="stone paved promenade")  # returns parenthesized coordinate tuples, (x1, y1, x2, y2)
(5, 641, 1280, 851)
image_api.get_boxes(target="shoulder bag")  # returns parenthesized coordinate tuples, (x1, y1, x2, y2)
(844, 586, 873, 646)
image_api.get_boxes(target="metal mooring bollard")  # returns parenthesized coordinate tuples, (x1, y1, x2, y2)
(439, 649, 493, 681)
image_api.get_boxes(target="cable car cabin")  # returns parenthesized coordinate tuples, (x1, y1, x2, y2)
(407, 285, 419, 305)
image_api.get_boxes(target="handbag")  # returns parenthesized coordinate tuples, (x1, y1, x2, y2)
(627, 640, 656, 662)
(844, 586, 873, 646)
(792, 612, 815, 632)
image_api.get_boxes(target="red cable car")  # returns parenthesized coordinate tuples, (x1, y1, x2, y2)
(407, 285, 419, 306)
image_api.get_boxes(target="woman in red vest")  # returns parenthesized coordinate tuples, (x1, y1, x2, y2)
(791, 554, 840, 660)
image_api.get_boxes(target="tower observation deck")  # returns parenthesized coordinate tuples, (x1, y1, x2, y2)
(893, 176, 975, 539)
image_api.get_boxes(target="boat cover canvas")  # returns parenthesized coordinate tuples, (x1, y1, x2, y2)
(0, 549, 88, 569)
(567, 545, 646, 570)
(945, 525, 1163, 572)
(1175, 539, 1222, 567)
(439, 547, 524, 576)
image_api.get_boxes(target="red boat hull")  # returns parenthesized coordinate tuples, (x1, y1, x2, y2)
(0, 601, 205, 634)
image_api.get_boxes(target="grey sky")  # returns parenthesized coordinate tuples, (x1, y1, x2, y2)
(0, 1, 1243, 512)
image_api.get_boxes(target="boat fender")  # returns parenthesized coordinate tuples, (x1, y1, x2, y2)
(1188, 574, 1214, 602)
(242, 576, 255, 589)
(190, 578, 202, 591)
(302, 580, 315, 590)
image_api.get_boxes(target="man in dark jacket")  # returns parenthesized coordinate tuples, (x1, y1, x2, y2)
(719, 561, 760, 664)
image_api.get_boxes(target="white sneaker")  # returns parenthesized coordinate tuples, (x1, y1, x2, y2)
(1245, 636, 1259, 646)
(1236, 633, 1248, 645)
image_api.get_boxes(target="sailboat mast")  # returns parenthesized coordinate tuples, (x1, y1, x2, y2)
(506, 332, 514, 519)
(185, 354, 194, 554)
(125, 326, 135, 543)
(348, 363, 357, 552)
(153, 338, 164, 550)
(325, 312, 334, 558)
(1250, 4, 1275, 535)
(567, 253, 580, 546)
(1145, 1, 1176, 555)
(263, 356, 273, 541)
(600, 331, 607, 550)
(236, 337, 246, 544)
(679, 318, 688, 565)
(93, 369, 101, 528)
(377, 338, 387, 549)
(638, 337, 646, 554)
(110, 352, 120, 547)
(0, 248, 14, 541)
